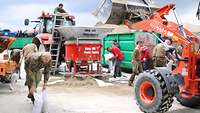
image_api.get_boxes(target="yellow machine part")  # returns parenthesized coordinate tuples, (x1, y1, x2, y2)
(0, 61, 16, 76)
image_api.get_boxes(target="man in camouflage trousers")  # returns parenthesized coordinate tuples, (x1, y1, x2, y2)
(25, 52, 51, 103)
(129, 41, 143, 86)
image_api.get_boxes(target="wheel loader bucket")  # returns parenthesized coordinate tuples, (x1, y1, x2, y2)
(93, 0, 159, 25)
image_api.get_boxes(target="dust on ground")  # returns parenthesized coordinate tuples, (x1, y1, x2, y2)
(48, 75, 132, 96)
(0, 74, 200, 113)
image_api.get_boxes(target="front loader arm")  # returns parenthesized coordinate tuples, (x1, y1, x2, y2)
(128, 18, 190, 45)
(125, 3, 198, 46)
(126, 3, 200, 44)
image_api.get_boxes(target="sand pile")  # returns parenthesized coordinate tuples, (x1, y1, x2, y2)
(110, 25, 132, 34)
(64, 76, 98, 87)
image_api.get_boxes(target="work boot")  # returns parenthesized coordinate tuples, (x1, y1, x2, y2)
(128, 80, 133, 86)
(128, 75, 135, 86)
(117, 73, 122, 77)
(27, 94, 35, 104)
(106, 70, 111, 73)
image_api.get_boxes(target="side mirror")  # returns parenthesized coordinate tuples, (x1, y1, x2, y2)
(24, 19, 29, 26)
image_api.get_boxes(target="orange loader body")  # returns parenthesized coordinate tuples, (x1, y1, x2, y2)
(128, 4, 200, 113)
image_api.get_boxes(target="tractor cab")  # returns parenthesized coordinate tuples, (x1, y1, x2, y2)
(25, 11, 75, 34)
(24, 12, 75, 50)
(36, 12, 75, 34)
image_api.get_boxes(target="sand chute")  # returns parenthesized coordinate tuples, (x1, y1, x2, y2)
(93, 0, 159, 25)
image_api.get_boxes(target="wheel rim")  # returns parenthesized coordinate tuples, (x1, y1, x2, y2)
(139, 81, 156, 104)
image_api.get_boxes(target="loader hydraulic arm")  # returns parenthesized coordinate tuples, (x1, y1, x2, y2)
(125, 4, 199, 46)
(125, 3, 200, 77)
(126, 3, 200, 86)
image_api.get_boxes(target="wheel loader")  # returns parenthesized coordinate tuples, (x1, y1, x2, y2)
(94, 1, 200, 113)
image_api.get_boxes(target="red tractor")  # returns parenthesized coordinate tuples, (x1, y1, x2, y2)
(124, 4, 200, 113)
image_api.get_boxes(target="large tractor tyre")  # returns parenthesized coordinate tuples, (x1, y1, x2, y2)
(134, 71, 174, 113)
(176, 94, 200, 108)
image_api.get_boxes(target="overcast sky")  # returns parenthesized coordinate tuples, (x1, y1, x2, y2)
(0, 0, 199, 31)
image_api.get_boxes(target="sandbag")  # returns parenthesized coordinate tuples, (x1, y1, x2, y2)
(32, 90, 48, 113)
(41, 90, 48, 113)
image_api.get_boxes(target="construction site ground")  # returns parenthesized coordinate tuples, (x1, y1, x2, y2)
(0, 63, 199, 113)
(0, 76, 199, 113)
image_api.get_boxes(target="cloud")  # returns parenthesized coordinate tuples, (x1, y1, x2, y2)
(0, 2, 99, 30)
(1, 0, 198, 31)
(0, 3, 55, 30)
(73, 13, 98, 26)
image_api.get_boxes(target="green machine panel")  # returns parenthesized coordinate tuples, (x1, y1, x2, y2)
(102, 31, 159, 71)
(9, 37, 33, 49)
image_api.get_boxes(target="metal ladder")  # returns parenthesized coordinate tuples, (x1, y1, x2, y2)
(49, 14, 65, 75)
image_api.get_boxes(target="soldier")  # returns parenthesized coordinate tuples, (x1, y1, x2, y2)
(54, 3, 67, 14)
(152, 39, 172, 67)
(16, 43, 38, 102)
(129, 41, 144, 86)
(25, 52, 51, 103)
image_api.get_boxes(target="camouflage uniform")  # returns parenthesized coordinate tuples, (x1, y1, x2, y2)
(129, 47, 143, 85)
(25, 52, 51, 88)
(152, 43, 167, 67)
(22, 43, 38, 61)
(54, 7, 67, 13)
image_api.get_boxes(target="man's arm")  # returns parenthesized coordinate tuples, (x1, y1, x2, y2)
(109, 55, 117, 60)
(61, 9, 67, 13)
(109, 48, 117, 60)
(18, 49, 24, 67)
(42, 62, 51, 90)
(43, 63, 51, 84)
